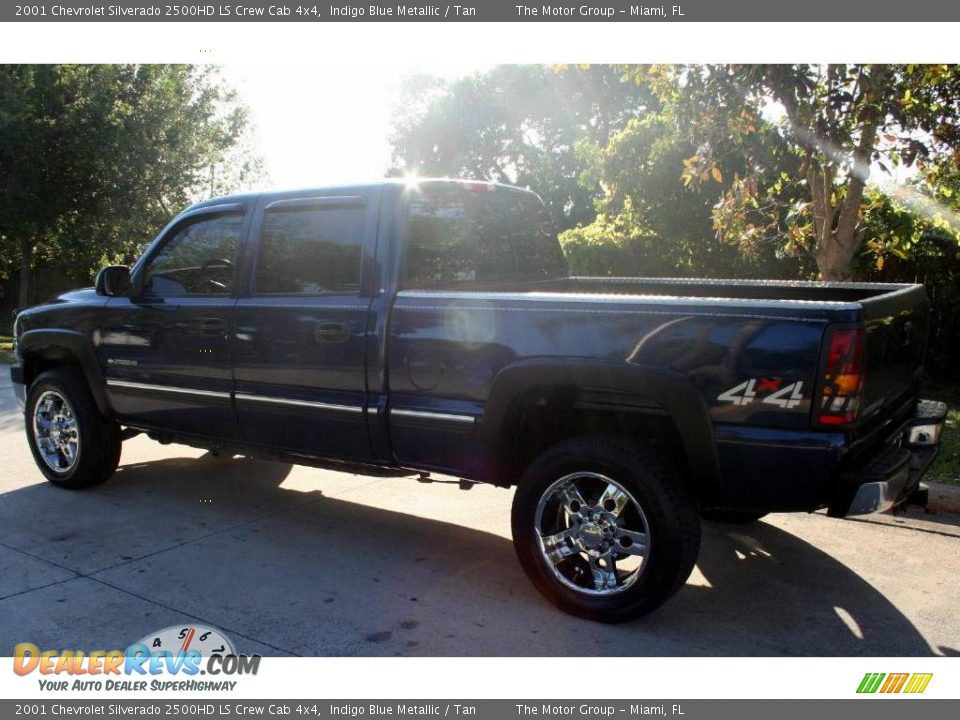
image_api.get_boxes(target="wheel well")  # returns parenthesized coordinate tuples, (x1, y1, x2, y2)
(495, 386, 692, 492)
(23, 347, 84, 388)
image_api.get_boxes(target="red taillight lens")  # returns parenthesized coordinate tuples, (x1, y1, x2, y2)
(818, 327, 865, 426)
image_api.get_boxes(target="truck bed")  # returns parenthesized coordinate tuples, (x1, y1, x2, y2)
(392, 275, 928, 434)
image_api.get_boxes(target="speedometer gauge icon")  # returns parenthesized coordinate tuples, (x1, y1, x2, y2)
(135, 624, 236, 656)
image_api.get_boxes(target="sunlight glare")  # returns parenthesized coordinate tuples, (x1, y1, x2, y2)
(833, 605, 865, 640)
(220, 63, 490, 191)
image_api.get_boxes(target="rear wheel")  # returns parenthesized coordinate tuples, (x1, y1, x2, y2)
(25, 368, 121, 489)
(511, 435, 701, 622)
(700, 509, 768, 524)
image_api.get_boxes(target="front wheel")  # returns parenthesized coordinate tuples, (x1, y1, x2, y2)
(511, 435, 701, 622)
(25, 368, 122, 489)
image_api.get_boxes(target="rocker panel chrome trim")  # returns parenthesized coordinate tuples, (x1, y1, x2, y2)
(106, 379, 231, 400)
(234, 393, 363, 414)
(390, 408, 477, 424)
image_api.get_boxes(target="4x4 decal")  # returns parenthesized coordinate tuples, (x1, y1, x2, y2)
(718, 378, 805, 409)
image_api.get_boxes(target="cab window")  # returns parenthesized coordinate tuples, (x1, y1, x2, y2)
(142, 213, 243, 297)
(403, 185, 567, 290)
(255, 206, 364, 295)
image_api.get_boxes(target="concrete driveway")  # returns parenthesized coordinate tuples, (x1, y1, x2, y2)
(1, 368, 958, 657)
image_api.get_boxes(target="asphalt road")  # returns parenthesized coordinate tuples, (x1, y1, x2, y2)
(1, 368, 958, 657)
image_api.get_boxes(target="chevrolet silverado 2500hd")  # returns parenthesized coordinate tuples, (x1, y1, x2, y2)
(9, 179, 946, 621)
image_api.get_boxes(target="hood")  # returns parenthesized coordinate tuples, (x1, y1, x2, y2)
(54, 287, 99, 304)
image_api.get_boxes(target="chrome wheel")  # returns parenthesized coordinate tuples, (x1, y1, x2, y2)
(534, 471, 650, 596)
(32, 390, 80, 473)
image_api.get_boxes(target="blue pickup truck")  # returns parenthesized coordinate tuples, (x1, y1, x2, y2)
(9, 179, 947, 621)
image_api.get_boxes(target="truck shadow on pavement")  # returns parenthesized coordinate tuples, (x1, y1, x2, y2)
(0, 450, 948, 657)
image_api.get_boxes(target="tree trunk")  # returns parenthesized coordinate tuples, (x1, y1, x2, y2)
(815, 116, 880, 281)
(18, 237, 32, 309)
(771, 65, 891, 282)
(813, 65, 891, 281)
(814, 240, 851, 282)
(807, 157, 838, 278)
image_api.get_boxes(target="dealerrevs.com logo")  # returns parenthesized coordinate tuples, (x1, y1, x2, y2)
(13, 625, 261, 692)
(857, 672, 933, 694)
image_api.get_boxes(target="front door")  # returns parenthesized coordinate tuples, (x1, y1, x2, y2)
(100, 205, 249, 439)
(231, 191, 378, 460)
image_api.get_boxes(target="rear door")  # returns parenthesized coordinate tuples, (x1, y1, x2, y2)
(231, 189, 380, 459)
(100, 203, 249, 438)
(387, 182, 567, 473)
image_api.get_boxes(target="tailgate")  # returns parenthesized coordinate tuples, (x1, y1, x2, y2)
(858, 284, 928, 423)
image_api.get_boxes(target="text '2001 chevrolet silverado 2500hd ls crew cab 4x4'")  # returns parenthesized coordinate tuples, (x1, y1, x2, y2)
(9, 179, 947, 621)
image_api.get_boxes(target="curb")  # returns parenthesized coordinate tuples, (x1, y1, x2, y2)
(924, 481, 960, 515)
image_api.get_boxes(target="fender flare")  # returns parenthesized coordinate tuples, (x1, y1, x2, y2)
(18, 329, 111, 416)
(479, 358, 722, 503)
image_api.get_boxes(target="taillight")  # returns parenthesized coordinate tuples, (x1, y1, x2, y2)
(818, 327, 865, 425)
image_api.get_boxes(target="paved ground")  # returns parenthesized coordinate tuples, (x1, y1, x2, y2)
(1, 369, 958, 657)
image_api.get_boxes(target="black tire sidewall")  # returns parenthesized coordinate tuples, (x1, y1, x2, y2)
(25, 369, 117, 489)
(512, 436, 700, 622)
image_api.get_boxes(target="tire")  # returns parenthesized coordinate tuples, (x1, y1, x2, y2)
(511, 434, 701, 623)
(25, 367, 121, 489)
(700, 509, 768, 524)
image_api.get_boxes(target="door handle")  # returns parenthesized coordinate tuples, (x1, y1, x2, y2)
(200, 318, 227, 336)
(314, 321, 351, 344)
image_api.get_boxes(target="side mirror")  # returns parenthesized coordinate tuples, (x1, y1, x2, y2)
(95, 265, 131, 297)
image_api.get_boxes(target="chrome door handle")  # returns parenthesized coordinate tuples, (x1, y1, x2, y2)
(314, 321, 350, 343)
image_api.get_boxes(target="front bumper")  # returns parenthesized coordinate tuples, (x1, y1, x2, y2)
(10, 363, 25, 412)
(831, 399, 946, 517)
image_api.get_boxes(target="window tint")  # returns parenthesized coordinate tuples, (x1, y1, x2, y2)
(404, 185, 567, 289)
(143, 213, 243, 296)
(256, 206, 364, 295)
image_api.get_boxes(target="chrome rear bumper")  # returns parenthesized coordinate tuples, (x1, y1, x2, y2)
(841, 399, 946, 517)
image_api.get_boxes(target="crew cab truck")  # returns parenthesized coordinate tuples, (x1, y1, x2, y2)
(9, 179, 947, 622)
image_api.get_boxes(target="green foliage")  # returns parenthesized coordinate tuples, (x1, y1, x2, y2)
(387, 65, 657, 230)
(0, 64, 263, 304)
(623, 64, 960, 280)
(922, 380, 960, 485)
(561, 106, 812, 279)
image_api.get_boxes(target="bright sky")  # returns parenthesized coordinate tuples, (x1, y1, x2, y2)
(220, 64, 490, 191)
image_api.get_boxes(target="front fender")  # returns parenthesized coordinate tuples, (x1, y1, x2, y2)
(18, 329, 110, 416)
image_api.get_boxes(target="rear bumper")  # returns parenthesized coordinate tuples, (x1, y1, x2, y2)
(9, 363, 25, 412)
(830, 399, 946, 517)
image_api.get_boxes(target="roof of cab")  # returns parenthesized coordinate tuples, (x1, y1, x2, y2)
(182, 178, 539, 214)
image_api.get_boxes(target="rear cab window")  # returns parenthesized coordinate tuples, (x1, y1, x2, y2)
(254, 199, 365, 296)
(402, 183, 567, 290)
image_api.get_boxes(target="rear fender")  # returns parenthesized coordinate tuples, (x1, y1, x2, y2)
(480, 358, 721, 503)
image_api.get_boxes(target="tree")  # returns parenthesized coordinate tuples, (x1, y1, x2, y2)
(561, 76, 809, 277)
(387, 65, 658, 230)
(626, 64, 960, 280)
(0, 64, 263, 307)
